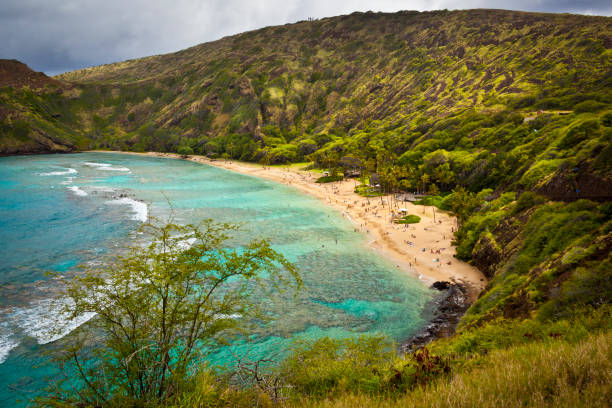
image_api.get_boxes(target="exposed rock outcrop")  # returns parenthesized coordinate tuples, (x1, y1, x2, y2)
(472, 233, 502, 279)
(401, 281, 470, 352)
(537, 162, 612, 202)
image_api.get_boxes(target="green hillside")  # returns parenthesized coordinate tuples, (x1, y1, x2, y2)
(53, 7, 612, 328)
(1, 8, 611, 407)
(0, 59, 88, 154)
(57, 10, 611, 176)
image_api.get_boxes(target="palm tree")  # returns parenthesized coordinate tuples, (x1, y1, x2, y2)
(420, 173, 430, 195)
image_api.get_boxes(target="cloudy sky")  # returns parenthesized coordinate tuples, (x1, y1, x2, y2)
(1, 0, 610, 76)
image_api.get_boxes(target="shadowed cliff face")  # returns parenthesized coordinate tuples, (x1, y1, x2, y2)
(0, 59, 79, 155)
(0, 59, 63, 89)
(537, 162, 612, 202)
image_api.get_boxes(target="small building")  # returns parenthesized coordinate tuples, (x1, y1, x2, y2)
(399, 193, 424, 202)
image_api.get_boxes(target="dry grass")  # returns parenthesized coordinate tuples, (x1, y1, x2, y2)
(290, 331, 612, 408)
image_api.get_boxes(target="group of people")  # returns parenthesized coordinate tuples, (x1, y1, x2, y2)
(304, 172, 459, 274)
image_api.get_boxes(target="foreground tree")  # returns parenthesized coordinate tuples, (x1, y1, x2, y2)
(39, 220, 299, 406)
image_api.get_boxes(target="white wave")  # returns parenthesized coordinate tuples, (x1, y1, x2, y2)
(176, 237, 197, 251)
(84, 162, 112, 168)
(13, 298, 96, 345)
(38, 168, 77, 176)
(60, 176, 76, 185)
(216, 313, 241, 319)
(67, 186, 88, 196)
(0, 332, 19, 364)
(106, 198, 148, 222)
(7, 298, 236, 350)
(85, 162, 130, 172)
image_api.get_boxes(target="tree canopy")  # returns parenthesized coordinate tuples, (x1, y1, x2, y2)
(40, 220, 300, 406)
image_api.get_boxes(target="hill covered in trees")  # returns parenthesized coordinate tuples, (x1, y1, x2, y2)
(1, 8, 611, 407)
(3, 10, 612, 194)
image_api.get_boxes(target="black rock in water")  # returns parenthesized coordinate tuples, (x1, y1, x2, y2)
(400, 282, 470, 353)
(431, 281, 451, 291)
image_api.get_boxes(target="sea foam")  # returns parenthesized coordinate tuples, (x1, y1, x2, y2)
(38, 168, 77, 176)
(60, 176, 76, 185)
(13, 298, 96, 345)
(84, 162, 112, 168)
(106, 197, 148, 222)
(0, 332, 19, 364)
(67, 186, 88, 196)
(85, 162, 130, 172)
(176, 237, 197, 251)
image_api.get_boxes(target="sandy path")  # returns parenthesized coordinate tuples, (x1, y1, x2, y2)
(91, 151, 487, 300)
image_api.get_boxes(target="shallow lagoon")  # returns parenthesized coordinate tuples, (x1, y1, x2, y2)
(0, 152, 433, 405)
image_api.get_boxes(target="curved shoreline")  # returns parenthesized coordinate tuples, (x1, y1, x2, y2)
(89, 150, 487, 301)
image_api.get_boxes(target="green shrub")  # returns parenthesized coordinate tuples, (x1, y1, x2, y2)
(11, 120, 30, 140)
(394, 214, 421, 224)
(316, 174, 343, 183)
(282, 330, 612, 408)
(455, 210, 505, 260)
(270, 144, 299, 164)
(177, 145, 194, 156)
(414, 195, 446, 208)
(280, 336, 395, 397)
(539, 256, 612, 320)
(519, 159, 562, 188)
(512, 191, 546, 214)
(354, 184, 384, 196)
(558, 119, 601, 149)
(574, 100, 607, 113)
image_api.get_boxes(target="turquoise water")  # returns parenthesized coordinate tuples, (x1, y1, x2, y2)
(0, 152, 433, 405)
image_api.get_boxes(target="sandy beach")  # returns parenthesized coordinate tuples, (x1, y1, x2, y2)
(93, 151, 487, 300)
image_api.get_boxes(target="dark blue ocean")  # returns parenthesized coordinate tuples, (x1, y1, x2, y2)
(0, 152, 433, 406)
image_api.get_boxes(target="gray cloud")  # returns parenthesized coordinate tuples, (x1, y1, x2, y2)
(1, 0, 610, 76)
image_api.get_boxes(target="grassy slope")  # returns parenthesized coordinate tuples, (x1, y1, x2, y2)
(295, 332, 612, 408)
(163, 309, 611, 407)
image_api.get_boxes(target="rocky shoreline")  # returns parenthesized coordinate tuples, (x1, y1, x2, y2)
(400, 281, 471, 352)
